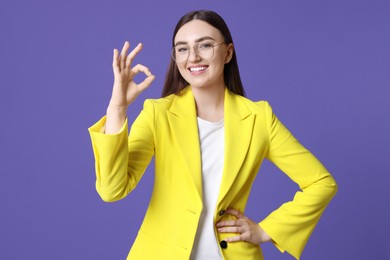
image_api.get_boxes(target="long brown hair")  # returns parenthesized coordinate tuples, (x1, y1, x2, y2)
(162, 10, 245, 97)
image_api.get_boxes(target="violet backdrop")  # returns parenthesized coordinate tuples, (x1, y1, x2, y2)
(1, 0, 389, 259)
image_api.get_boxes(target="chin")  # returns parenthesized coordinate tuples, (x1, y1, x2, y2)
(186, 79, 210, 89)
(184, 76, 213, 88)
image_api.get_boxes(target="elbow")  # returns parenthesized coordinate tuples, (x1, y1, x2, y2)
(306, 173, 338, 203)
(321, 174, 338, 201)
(96, 185, 124, 202)
(99, 193, 121, 203)
(332, 178, 338, 196)
(328, 174, 338, 196)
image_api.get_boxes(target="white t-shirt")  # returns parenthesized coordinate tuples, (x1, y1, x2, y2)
(190, 117, 224, 260)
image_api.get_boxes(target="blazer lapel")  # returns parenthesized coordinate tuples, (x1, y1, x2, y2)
(218, 89, 255, 203)
(165, 87, 254, 204)
(167, 87, 203, 201)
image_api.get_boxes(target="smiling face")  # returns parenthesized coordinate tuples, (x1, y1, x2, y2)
(173, 19, 233, 90)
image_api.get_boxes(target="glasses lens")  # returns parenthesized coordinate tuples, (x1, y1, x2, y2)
(198, 43, 214, 60)
(171, 42, 217, 63)
(172, 47, 188, 63)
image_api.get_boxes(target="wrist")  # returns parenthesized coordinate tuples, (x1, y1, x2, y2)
(107, 103, 127, 117)
(258, 224, 272, 244)
(105, 106, 127, 134)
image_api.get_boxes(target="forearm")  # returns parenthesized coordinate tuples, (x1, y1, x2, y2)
(88, 116, 131, 201)
(105, 103, 127, 134)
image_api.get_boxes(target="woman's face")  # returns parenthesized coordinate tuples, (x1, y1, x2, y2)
(173, 19, 233, 89)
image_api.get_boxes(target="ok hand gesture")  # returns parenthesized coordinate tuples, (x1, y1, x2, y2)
(106, 41, 155, 134)
(110, 41, 155, 108)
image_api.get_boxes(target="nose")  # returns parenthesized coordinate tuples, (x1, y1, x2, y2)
(187, 46, 201, 62)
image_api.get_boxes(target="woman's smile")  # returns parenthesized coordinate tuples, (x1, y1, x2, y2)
(188, 65, 209, 74)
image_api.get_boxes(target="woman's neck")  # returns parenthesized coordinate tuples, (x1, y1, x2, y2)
(192, 84, 225, 122)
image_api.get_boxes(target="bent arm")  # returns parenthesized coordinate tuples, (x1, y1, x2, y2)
(259, 102, 338, 259)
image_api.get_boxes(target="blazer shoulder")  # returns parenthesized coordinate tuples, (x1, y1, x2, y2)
(239, 95, 271, 114)
(142, 94, 176, 114)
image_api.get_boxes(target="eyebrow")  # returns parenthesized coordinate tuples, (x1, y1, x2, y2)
(174, 36, 216, 46)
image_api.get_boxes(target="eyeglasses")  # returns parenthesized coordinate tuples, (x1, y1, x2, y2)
(171, 41, 226, 63)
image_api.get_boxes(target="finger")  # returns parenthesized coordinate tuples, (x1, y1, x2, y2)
(126, 43, 143, 69)
(131, 64, 152, 76)
(224, 235, 243, 243)
(120, 41, 130, 69)
(216, 220, 238, 228)
(131, 64, 155, 91)
(112, 49, 119, 73)
(138, 74, 156, 91)
(217, 226, 242, 233)
(225, 208, 245, 219)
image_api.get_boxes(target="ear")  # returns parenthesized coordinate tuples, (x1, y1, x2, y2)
(225, 43, 234, 64)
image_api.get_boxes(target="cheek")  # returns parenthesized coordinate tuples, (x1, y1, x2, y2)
(210, 58, 226, 73)
(177, 65, 187, 78)
(211, 52, 228, 68)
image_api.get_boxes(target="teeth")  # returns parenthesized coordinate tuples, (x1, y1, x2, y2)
(189, 66, 207, 72)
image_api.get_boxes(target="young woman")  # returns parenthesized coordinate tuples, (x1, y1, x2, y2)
(89, 10, 337, 260)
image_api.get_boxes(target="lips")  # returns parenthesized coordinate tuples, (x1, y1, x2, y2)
(188, 66, 208, 72)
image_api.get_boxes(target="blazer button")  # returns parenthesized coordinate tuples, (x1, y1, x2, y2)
(220, 240, 228, 249)
(219, 210, 225, 216)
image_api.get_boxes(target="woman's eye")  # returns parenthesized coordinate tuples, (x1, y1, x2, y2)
(199, 43, 213, 49)
(177, 47, 189, 53)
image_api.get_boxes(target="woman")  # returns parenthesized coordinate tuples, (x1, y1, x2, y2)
(89, 10, 337, 260)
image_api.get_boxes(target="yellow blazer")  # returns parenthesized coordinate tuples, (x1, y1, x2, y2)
(89, 87, 337, 260)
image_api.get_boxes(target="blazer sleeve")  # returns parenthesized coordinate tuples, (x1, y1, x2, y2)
(88, 100, 155, 202)
(258, 101, 337, 259)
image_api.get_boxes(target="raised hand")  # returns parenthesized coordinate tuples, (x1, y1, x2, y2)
(216, 208, 271, 245)
(106, 41, 155, 134)
(110, 41, 155, 108)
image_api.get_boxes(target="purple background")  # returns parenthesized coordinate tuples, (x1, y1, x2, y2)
(1, 0, 389, 259)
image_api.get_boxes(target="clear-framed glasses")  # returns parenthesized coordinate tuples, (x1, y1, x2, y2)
(171, 41, 226, 63)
